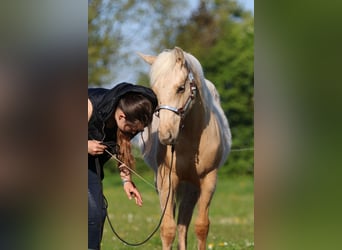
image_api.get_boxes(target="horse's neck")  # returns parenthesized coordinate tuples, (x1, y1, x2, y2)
(183, 96, 208, 134)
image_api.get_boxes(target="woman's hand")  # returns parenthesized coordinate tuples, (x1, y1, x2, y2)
(88, 140, 107, 156)
(123, 181, 143, 207)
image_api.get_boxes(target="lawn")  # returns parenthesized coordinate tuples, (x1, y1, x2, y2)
(101, 169, 254, 250)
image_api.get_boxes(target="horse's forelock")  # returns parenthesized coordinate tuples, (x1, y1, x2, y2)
(150, 49, 214, 112)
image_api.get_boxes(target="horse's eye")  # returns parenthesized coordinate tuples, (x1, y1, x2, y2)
(177, 85, 185, 93)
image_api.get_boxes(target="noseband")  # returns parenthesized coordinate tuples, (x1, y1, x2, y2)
(154, 69, 197, 128)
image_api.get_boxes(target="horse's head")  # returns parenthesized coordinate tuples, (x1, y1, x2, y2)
(138, 47, 198, 145)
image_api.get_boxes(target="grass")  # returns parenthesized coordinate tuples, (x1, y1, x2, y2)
(101, 168, 254, 250)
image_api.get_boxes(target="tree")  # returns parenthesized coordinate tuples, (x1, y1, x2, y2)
(88, 0, 121, 86)
(88, 0, 188, 86)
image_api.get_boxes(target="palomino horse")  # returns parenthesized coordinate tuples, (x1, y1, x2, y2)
(138, 47, 231, 250)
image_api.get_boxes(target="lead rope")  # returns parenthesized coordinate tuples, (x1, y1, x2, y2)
(104, 149, 156, 190)
(105, 145, 175, 247)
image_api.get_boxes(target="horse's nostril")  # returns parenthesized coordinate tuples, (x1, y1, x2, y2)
(159, 131, 175, 145)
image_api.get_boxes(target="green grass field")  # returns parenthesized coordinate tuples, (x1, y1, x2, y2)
(101, 169, 254, 250)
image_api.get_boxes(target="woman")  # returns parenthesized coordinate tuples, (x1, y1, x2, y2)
(88, 82, 157, 250)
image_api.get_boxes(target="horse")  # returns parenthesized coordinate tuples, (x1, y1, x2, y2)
(138, 47, 231, 250)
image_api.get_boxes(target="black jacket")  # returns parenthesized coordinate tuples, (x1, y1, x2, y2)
(88, 82, 157, 179)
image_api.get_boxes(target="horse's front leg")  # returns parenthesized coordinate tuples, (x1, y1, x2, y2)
(177, 182, 199, 250)
(195, 169, 217, 250)
(157, 165, 178, 250)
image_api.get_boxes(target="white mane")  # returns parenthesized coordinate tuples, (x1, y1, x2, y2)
(184, 51, 232, 166)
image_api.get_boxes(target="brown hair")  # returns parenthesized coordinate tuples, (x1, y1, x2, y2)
(116, 92, 155, 170)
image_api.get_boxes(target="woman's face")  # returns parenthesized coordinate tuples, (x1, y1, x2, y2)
(115, 108, 145, 138)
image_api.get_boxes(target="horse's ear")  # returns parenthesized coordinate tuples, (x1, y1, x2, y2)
(137, 52, 156, 65)
(174, 47, 185, 67)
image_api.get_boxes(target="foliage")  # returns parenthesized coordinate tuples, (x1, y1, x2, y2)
(88, 0, 121, 86)
(88, 0, 188, 86)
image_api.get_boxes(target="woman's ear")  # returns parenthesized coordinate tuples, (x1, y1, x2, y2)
(115, 108, 126, 121)
(118, 113, 126, 120)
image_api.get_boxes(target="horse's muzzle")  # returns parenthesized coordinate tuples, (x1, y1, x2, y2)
(158, 130, 177, 145)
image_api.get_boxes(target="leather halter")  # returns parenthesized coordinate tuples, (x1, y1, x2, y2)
(154, 68, 197, 127)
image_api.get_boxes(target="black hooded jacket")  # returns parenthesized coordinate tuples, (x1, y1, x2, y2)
(88, 82, 157, 179)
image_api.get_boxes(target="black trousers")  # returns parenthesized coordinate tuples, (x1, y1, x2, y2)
(88, 169, 106, 250)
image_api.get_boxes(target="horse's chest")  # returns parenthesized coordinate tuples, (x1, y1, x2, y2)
(174, 147, 218, 178)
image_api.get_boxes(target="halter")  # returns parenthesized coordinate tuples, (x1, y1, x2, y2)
(154, 68, 197, 128)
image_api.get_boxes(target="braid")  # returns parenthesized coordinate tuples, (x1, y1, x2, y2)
(116, 129, 135, 170)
